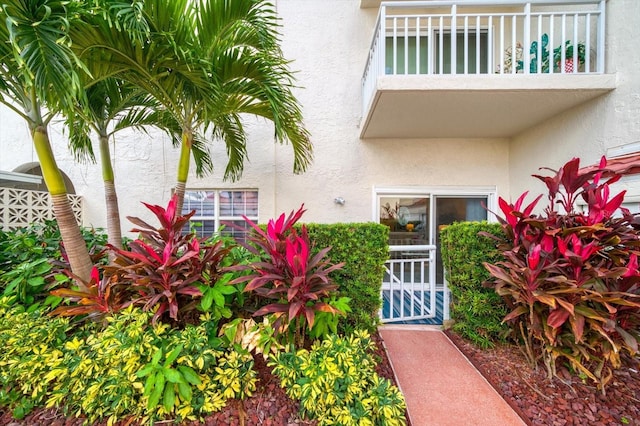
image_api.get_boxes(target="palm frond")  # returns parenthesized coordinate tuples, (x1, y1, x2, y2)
(191, 132, 214, 178)
(2, 0, 90, 115)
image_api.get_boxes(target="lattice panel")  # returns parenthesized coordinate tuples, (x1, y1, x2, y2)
(0, 188, 83, 231)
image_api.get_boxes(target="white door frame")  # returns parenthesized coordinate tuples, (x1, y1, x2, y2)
(374, 185, 498, 323)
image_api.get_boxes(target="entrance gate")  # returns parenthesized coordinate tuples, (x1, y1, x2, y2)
(380, 244, 438, 322)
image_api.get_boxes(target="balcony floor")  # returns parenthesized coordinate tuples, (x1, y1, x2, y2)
(360, 73, 616, 139)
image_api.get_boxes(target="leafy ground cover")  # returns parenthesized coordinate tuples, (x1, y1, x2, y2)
(0, 331, 399, 426)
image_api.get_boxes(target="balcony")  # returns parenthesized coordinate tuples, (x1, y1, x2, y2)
(360, 0, 616, 139)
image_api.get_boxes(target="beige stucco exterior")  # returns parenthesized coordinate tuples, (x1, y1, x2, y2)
(0, 0, 638, 233)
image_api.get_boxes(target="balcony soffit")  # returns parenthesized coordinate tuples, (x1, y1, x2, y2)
(359, 74, 617, 139)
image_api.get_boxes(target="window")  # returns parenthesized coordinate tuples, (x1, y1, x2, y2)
(182, 190, 258, 240)
(385, 30, 489, 75)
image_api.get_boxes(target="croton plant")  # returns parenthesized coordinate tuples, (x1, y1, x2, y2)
(484, 157, 640, 392)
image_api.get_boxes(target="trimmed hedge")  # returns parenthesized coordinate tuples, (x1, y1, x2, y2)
(440, 221, 509, 348)
(303, 223, 389, 333)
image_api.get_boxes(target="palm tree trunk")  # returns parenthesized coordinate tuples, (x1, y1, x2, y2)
(174, 131, 192, 214)
(99, 135, 123, 252)
(32, 126, 93, 286)
(50, 194, 93, 284)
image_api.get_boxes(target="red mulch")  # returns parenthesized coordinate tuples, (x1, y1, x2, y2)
(446, 330, 640, 426)
(0, 331, 402, 426)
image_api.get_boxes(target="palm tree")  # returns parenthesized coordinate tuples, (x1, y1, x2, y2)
(65, 78, 181, 251)
(74, 0, 313, 213)
(0, 0, 95, 284)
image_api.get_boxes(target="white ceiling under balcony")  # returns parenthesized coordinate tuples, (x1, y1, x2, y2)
(359, 74, 616, 139)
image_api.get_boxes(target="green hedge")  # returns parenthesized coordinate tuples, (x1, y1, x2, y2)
(302, 223, 389, 334)
(440, 221, 509, 348)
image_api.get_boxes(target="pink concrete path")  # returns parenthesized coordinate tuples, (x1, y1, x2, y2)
(379, 325, 526, 426)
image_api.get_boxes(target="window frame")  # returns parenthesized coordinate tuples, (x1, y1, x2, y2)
(182, 189, 259, 239)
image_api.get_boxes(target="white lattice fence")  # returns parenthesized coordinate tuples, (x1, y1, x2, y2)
(0, 188, 82, 231)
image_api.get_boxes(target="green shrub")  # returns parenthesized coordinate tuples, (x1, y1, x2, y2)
(0, 221, 108, 311)
(269, 330, 406, 426)
(440, 221, 509, 348)
(303, 223, 389, 333)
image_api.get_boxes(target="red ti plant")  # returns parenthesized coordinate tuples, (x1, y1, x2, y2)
(50, 266, 126, 322)
(484, 157, 640, 392)
(232, 205, 344, 345)
(107, 195, 232, 324)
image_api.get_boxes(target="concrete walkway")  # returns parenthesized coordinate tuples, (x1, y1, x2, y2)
(379, 325, 527, 426)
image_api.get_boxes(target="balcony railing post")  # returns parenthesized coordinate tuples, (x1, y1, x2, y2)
(451, 4, 457, 74)
(597, 0, 605, 73)
(379, 5, 386, 77)
(524, 3, 531, 74)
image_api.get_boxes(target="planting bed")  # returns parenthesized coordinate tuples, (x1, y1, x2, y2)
(0, 332, 398, 426)
(448, 331, 640, 426)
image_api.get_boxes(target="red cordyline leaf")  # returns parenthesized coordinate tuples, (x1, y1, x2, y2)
(140, 242, 162, 263)
(304, 307, 315, 328)
(288, 300, 304, 321)
(90, 266, 100, 283)
(254, 303, 289, 316)
(623, 254, 638, 278)
(569, 314, 586, 342)
(171, 249, 199, 267)
(177, 286, 202, 296)
(540, 234, 554, 252)
(165, 194, 178, 224)
(286, 235, 309, 276)
(141, 194, 179, 231)
(162, 243, 173, 266)
(268, 213, 287, 240)
(528, 244, 542, 270)
(498, 192, 542, 227)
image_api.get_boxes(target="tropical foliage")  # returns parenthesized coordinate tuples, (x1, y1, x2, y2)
(0, 0, 97, 282)
(0, 200, 398, 424)
(50, 195, 237, 325)
(71, 0, 313, 212)
(0, 302, 242, 424)
(233, 205, 344, 345)
(270, 330, 407, 426)
(0, 221, 108, 312)
(484, 157, 640, 391)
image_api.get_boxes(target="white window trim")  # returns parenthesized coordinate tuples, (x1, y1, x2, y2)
(372, 185, 498, 225)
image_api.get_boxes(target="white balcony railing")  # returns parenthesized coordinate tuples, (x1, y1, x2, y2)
(362, 0, 606, 112)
